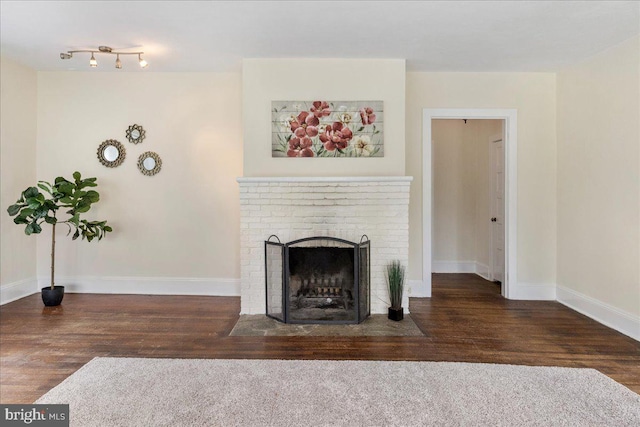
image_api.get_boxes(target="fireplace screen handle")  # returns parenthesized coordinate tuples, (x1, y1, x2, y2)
(360, 234, 369, 244)
(267, 235, 281, 243)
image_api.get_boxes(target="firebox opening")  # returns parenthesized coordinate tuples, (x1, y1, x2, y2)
(288, 247, 355, 322)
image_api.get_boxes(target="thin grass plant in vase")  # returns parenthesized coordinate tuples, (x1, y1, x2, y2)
(386, 260, 405, 321)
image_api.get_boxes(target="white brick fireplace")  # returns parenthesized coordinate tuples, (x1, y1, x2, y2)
(237, 176, 412, 315)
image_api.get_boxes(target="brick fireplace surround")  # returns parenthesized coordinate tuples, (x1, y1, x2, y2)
(237, 176, 412, 315)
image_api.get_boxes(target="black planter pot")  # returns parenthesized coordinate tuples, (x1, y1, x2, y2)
(388, 307, 404, 321)
(41, 286, 64, 307)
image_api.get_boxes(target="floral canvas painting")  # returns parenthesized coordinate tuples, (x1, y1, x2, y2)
(272, 101, 383, 157)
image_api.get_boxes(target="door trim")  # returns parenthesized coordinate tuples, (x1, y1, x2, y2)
(420, 109, 517, 298)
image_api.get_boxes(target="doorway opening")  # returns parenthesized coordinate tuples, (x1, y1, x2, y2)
(420, 109, 518, 299)
(430, 119, 505, 293)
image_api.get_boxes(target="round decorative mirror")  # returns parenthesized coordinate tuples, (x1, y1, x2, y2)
(143, 157, 156, 170)
(97, 139, 126, 167)
(126, 124, 146, 144)
(137, 151, 162, 176)
(103, 145, 119, 162)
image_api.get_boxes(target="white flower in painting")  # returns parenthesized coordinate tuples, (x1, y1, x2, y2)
(333, 105, 352, 124)
(352, 135, 374, 157)
(340, 112, 352, 124)
(279, 114, 297, 132)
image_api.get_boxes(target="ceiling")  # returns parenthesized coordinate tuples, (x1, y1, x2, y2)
(1, 1, 638, 73)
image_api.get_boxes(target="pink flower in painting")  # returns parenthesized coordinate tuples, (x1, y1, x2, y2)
(319, 122, 353, 151)
(310, 101, 331, 118)
(290, 111, 319, 138)
(359, 107, 376, 125)
(287, 135, 314, 157)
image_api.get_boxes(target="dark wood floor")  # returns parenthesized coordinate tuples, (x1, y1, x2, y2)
(1, 273, 638, 403)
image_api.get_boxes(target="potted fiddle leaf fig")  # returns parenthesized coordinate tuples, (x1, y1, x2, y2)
(7, 172, 112, 306)
(386, 260, 406, 321)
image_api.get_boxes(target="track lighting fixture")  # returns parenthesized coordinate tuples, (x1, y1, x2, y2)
(59, 46, 148, 69)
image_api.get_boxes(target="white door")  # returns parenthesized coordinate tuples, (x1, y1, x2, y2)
(490, 136, 505, 288)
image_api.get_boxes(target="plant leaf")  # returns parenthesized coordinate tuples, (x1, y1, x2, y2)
(37, 183, 53, 195)
(80, 177, 97, 188)
(57, 182, 75, 196)
(75, 201, 91, 213)
(23, 187, 40, 198)
(85, 190, 100, 203)
(68, 214, 79, 226)
(26, 194, 45, 209)
(20, 208, 34, 217)
(33, 206, 49, 219)
(7, 204, 21, 216)
(13, 216, 29, 225)
(43, 200, 58, 211)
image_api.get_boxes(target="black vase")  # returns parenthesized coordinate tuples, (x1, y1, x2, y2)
(388, 307, 404, 321)
(41, 286, 64, 307)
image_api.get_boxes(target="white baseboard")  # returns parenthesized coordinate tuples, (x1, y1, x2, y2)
(475, 262, 491, 281)
(431, 261, 492, 281)
(432, 260, 476, 273)
(36, 276, 241, 297)
(0, 277, 39, 305)
(407, 279, 430, 297)
(557, 285, 639, 341)
(508, 283, 556, 300)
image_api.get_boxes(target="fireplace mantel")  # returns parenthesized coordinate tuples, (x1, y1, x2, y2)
(237, 176, 412, 315)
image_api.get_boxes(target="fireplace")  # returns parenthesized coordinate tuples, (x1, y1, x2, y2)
(237, 176, 412, 315)
(265, 235, 370, 324)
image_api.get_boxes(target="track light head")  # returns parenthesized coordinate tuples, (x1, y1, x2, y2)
(89, 52, 97, 67)
(138, 54, 148, 68)
(115, 54, 122, 69)
(60, 52, 72, 60)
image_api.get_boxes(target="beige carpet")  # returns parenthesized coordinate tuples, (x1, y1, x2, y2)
(229, 314, 425, 336)
(35, 358, 640, 426)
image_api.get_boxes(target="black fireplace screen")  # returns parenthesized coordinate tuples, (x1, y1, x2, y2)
(265, 236, 370, 324)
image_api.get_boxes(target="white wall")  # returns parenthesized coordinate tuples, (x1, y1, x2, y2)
(242, 59, 406, 177)
(557, 36, 640, 335)
(0, 57, 38, 303)
(432, 119, 477, 265)
(35, 72, 243, 294)
(406, 73, 557, 298)
(432, 119, 501, 276)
